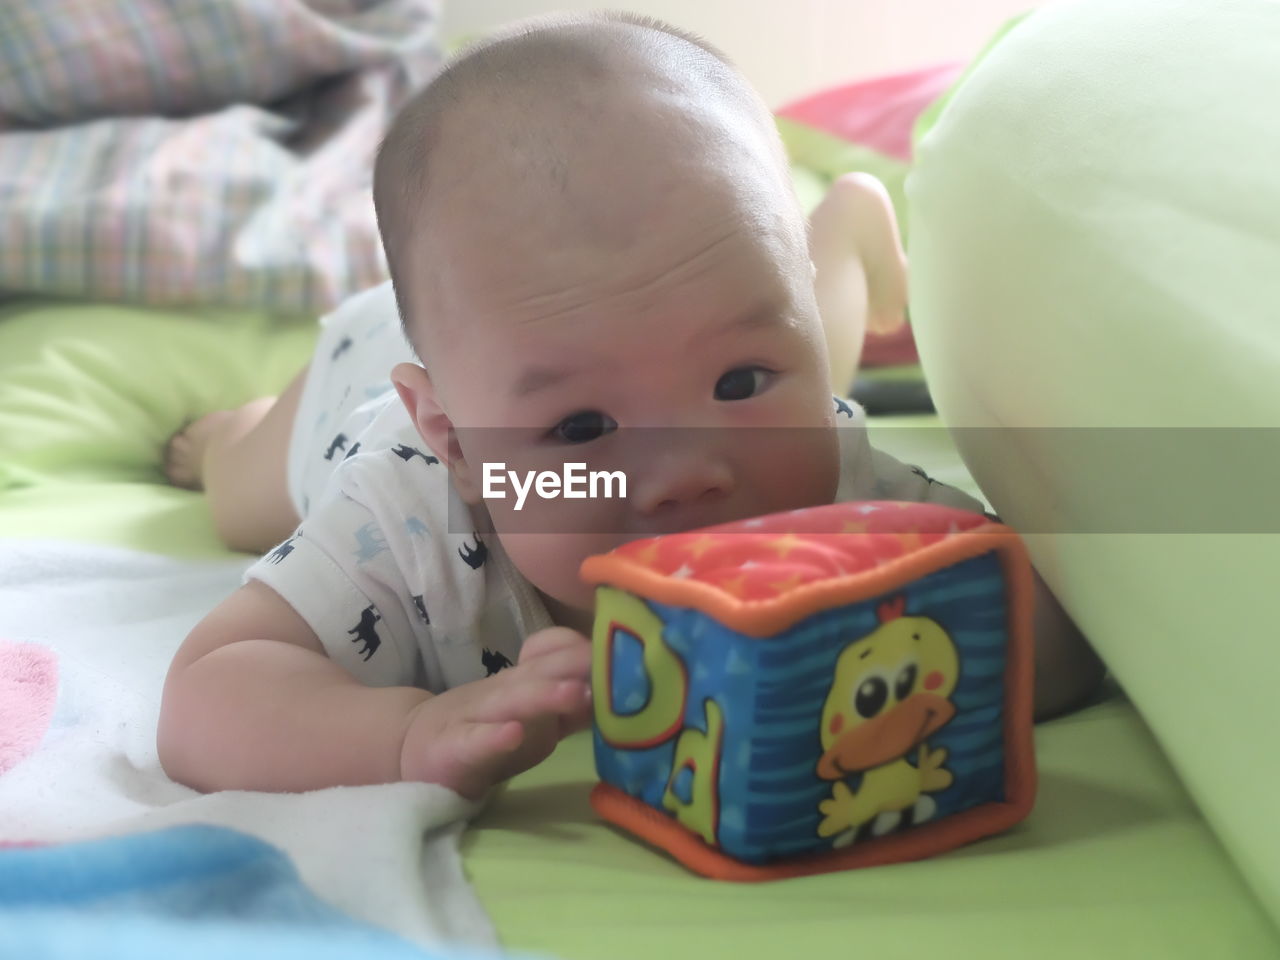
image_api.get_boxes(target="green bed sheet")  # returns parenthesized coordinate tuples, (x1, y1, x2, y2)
(2, 300, 1275, 958)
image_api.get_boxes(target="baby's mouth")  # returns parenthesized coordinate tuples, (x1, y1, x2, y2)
(625, 501, 764, 541)
(626, 515, 729, 541)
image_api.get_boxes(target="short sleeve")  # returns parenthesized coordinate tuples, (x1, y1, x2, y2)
(245, 490, 423, 688)
(829, 394, 987, 513)
(867, 446, 988, 514)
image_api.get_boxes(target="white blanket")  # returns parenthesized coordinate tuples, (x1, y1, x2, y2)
(0, 539, 495, 950)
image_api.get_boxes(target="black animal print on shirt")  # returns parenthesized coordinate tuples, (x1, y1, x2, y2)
(458, 534, 487, 570)
(324, 433, 349, 460)
(347, 604, 382, 661)
(909, 464, 941, 486)
(331, 336, 354, 361)
(481, 648, 513, 676)
(834, 396, 855, 419)
(410, 594, 430, 624)
(267, 539, 295, 564)
(391, 444, 439, 466)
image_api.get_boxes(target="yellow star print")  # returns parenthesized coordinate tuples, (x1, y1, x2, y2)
(683, 535, 719, 560)
(897, 529, 923, 550)
(769, 572, 805, 595)
(631, 541, 661, 567)
(766, 533, 804, 558)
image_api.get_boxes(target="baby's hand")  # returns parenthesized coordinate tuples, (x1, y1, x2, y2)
(398, 627, 592, 800)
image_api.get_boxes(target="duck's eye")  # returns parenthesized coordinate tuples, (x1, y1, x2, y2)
(854, 676, 888, 718)
(551, 411, 617, 444)
(894, 663, 918, 700)
(714, 366, 771, 401)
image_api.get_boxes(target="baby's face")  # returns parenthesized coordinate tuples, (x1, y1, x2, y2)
(402, 90, 839, 623)
(427, 197, 837, 621)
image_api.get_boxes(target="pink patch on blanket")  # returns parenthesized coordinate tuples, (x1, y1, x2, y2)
(0, 642, 58, 775)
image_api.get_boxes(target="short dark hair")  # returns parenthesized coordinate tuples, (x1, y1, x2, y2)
(373, 11, 775, 355)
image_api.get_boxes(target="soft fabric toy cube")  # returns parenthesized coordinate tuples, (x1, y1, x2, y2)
(579, 500, 1036, 881)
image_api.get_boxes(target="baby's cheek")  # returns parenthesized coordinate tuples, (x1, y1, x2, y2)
(747, 424, 840, 514)
(499, 531, 604, 612)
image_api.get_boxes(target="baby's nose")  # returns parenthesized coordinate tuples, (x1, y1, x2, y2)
(630, 450, 734, 520)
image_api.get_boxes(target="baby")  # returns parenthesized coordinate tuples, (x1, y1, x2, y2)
(157, 12, 1103, 800)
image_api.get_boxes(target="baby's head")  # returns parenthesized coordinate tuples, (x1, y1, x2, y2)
(374, 12, 840, 625)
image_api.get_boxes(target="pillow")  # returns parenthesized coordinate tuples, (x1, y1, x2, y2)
(0, 0, 441, 124)
(906, 0, 1280, 929)
(0, 299, 314, 491)
(0, 1, 441, 315)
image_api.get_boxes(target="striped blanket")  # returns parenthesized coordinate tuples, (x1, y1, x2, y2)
(0, 0, 441, 316)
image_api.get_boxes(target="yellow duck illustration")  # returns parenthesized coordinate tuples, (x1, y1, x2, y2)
(816, 595, 960, 847)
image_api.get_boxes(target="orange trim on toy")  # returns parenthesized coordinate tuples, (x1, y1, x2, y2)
(582, 523, 1026, 637)
(591, 776, 1033, 881)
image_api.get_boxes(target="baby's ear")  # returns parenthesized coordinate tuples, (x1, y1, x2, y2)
(390, 362, 483, 503)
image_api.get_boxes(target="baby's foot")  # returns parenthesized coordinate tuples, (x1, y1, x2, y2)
(163, 410, 235, 490)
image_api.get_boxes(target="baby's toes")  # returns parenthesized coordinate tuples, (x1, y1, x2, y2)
(163, 409, 236, 490)
(163, 427, 202, 490)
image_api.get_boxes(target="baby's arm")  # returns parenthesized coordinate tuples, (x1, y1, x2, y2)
(157, 581, 591, 799)
(857, 447, 1104, 721)
(1029, 569, 1106, 720)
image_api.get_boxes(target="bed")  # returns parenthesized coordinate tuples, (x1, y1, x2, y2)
(3, 1, 1278, 957)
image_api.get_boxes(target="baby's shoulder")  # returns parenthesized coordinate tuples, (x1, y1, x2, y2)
(830, 395, 985, 513)
(295, 433, 493, 627)
(329, 428, 457, 534)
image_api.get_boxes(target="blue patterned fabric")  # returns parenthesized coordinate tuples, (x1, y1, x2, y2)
(0, 824, 509, 960)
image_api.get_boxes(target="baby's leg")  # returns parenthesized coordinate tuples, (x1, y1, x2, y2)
(808, 173, 909, 394)
(165, 365, 307, 554)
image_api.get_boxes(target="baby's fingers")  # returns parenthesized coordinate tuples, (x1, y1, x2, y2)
(483, 674, 590, 725)
(515, 640, 592, 684)
(519, 626, 590, 663)
(402, 718, 525, 801)
(557, 687, 594, 738)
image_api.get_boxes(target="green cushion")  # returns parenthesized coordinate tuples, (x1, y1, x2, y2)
(0, 299, 314, 489)
(0, 298, 314, 555)
(907, 0, 1280, 929)
(778, 116, 910, 228)
(469, 700, 1277, 960)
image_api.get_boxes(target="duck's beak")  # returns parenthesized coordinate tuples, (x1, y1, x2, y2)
(817, 693, 955, 780)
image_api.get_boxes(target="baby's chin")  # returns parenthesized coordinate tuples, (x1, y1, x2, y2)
(536, 584, 598, 635)
(496, 531, 613, 626)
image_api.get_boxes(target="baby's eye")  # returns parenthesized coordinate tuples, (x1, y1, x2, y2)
(714, 366, 773, 401)
(550, 410, 617, 444)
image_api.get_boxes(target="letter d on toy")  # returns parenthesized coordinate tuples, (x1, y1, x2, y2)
(661, 698, 725, 846)
(592, 587, 687, 749)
